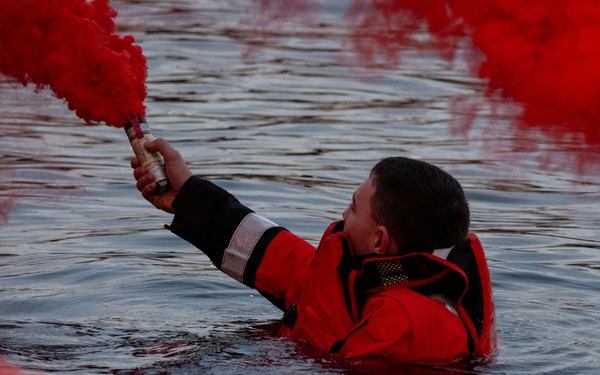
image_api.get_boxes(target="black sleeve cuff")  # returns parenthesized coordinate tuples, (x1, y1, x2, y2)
(168, 176, 253, 268)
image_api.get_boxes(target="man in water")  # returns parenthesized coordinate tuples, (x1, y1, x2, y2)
(131, 138, 496, 365)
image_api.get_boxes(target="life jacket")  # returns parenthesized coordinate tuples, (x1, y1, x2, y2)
(280, 221, 496, 363)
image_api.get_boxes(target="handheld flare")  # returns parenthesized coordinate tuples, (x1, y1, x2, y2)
(125, 114, 171, 195)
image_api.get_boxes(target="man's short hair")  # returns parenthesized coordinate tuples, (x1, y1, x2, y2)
(370, 157, 470, 253)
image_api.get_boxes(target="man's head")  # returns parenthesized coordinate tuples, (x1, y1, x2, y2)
(342, 157, 470, 256)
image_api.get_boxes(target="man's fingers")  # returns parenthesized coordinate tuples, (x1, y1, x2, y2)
(141, 182, 157, 198)
(144, 138, 165, 154)
(133, 166, 148, 181)
(136, 173, 155, 192)
(130, 157, 141, 169)
(144, 138, 181, 162)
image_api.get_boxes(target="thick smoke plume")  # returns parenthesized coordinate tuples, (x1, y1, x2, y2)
(0, 0, 146, 127)
(346, 0, 600, 146)
(252, 0, 600, 159)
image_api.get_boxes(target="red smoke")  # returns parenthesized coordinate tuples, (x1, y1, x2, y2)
(346, 0, 600, 146)
(0, 0, 146, 127)
(251, 0, 600, 163)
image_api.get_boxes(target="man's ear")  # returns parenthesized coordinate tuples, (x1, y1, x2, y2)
(373, 225, 392, 255)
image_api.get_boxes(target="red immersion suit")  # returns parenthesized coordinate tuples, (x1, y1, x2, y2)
(168, 176, 497, 365)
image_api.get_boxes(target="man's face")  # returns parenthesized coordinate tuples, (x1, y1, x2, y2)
(342, 174, 380, 256)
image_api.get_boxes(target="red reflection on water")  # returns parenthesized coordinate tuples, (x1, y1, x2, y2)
(0, 0, 146, 127)
(0, 160, 17, 225)
(0, 356, 43, 375)
(0, 197, 15, 224)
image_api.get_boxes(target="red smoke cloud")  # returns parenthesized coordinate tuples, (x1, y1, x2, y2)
(252, 0, 600, 162)
(346, 0, 600, 146)
(0, 0, 146, 127)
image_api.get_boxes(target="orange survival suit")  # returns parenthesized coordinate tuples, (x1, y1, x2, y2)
(168, 176, 497, 365)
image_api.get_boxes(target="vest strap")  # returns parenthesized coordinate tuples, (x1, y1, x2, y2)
(282, 303, 298, 330)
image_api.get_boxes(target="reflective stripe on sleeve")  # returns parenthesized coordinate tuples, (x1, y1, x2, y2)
(221, 213, 278, 282)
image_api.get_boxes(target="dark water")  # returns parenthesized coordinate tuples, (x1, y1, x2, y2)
(1, 1, 600, 374)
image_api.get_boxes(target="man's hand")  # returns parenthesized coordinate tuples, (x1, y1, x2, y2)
(131, 138, 192, 213)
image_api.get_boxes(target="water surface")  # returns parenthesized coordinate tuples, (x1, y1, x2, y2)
(1, 1, 600, 374)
